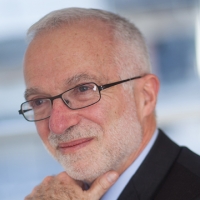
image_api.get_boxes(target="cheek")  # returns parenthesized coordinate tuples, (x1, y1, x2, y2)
(80, 104, 106, 128)
(80, 96, 126, 129)
(35, 119, 50, 144)
(103, 96, 127, 121)
(35, 119, 57, 156)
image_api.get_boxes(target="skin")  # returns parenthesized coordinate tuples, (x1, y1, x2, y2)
(24, 20, 159, 199)
(24, 171, 119, 200)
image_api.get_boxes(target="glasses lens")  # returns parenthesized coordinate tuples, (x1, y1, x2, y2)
(62, 83, 100, 109)
(22, 99, 51, 121)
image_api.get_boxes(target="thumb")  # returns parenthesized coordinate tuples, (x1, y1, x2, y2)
(87, 171, 119, 200)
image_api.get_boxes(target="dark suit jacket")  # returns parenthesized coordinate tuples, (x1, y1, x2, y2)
(118, 129, 200, 200)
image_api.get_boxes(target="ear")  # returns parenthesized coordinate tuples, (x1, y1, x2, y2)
(140, 74, 160, 118)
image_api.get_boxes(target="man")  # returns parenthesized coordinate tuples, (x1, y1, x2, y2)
(19, 8, 200, 200)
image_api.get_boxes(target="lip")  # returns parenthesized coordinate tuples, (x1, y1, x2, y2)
(57, 137, 94, 154)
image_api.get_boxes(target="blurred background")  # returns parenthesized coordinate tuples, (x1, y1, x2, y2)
(0, 0, 200, 199)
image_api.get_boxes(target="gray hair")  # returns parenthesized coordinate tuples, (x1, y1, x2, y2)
(27, 7, 151, 80)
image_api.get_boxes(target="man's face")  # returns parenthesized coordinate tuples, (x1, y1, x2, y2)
(24, 21, 143, 183)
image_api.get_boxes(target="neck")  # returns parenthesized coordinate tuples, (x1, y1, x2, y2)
(117, 114, 157, 175)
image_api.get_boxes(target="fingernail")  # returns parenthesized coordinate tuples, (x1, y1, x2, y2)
(106, 172, 118, 183)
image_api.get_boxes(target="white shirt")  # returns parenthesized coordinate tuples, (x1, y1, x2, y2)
(101, 129, 159, 200)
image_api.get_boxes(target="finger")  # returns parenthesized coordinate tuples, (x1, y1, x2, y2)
(56, 171, 80, 184)
(42, 176, 53, 184)
(87, 171, 119, 200)
(56, 171, 84, 189)
(24, 195, 32, 200)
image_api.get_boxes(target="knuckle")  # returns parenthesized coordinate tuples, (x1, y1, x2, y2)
(57, 171, 69, 181)
(98, 177, 109, 190)
(31, 185, 41, 195)
(24, 195, 31, 200)
(42, 176, 53, 183)
(32, 185, 38, 193)
(57, 171, 66, 177)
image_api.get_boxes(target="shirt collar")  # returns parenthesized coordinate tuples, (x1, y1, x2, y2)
(101, 129, 159, 200)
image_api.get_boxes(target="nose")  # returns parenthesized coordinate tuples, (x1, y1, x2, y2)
(49, 99, 80, 134)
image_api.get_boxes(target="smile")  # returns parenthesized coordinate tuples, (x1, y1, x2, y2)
(57, 138, 94, 154)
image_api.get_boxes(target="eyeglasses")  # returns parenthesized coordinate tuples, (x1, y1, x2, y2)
(18, 76, 142, 122)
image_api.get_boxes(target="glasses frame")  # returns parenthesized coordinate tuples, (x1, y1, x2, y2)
(19, 75, 142, 122)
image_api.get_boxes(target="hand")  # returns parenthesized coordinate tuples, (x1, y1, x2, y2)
(24, 171, 119, 200)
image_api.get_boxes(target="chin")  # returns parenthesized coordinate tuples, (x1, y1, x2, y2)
(67, 170, 99, 184)
(60, 159, 106, 184)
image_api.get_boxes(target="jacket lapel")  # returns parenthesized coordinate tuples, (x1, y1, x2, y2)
(118, 130, 180, 200)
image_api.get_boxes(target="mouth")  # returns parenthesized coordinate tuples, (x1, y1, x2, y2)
(57, 137, 94, 154)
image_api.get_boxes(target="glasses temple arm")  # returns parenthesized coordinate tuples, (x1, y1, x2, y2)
(98, 76, 142, 91)
(18, 108, 32, 115)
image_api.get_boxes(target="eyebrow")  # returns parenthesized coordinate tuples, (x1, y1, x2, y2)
(65, 73, 102, 86)
(24, 88, 42, 100)
(24, 73, 103, 100)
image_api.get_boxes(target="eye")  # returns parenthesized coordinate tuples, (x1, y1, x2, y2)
(78, 85, 90, 92)
(34, 99, 44, 106)
(30, 99, 46, 108)
(65, 83, 97, 101)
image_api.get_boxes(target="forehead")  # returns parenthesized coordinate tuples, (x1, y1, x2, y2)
(24, 20, 120, 93)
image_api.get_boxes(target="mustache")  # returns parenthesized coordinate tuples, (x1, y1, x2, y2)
(48, 124, 101, 147)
